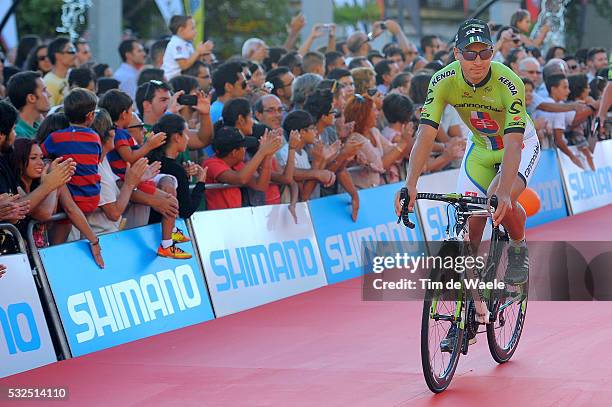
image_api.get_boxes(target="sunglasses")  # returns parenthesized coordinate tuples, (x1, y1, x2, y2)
(328, 108, 341, 118)
(37, 55, 49, 61)
(569, 64, 579, 70)
(366, 88, 379, 97)
(354, 94, 366, 103)
(460, 48, 493, 61)
(143, 80, 165, 101)
(127, 123, 145, 129)
(62, 48, 77, 55)
(263, 106, 286, 114)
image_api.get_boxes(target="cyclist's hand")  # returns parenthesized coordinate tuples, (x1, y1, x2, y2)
(492, 191, 512, 227)
(394, 184, 417, 216)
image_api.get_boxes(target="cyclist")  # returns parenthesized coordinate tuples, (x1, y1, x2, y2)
(394, 19, 540, 323)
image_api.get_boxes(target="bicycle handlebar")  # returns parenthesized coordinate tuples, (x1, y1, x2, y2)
(397, 188, 498, 229)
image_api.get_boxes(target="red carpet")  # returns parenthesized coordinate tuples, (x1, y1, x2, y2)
(3, 206, 611, 406)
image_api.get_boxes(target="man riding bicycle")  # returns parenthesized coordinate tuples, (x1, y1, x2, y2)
(394, 19, 540, 324)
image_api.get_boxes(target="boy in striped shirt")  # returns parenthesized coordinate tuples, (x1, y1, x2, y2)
(42, 88, 101, 214)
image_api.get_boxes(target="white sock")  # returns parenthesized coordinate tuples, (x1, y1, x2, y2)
(172, 227, 178, 233)
(161, 239, 173, 249)
(510, 237, 526, 248)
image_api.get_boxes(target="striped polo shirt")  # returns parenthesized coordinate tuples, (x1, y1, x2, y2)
(106, 127, 156, 195)
(107, 128, 137, 178)
(41, 126, 102, 213)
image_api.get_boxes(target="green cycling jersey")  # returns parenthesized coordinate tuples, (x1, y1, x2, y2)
(420, 60, 534, 151)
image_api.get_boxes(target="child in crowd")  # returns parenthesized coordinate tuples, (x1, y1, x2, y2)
(161, 15, 214, 80)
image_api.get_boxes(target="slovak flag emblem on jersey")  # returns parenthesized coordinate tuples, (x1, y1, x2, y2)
(470, 111, 500, 134)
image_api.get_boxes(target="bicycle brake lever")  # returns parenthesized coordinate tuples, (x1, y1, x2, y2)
(489, 195, 498, 210)
(397, 187, 416, 229)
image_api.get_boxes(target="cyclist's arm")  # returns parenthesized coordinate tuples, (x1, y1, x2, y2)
(499, 72, 527, 197)
(498, 132, 522, 194)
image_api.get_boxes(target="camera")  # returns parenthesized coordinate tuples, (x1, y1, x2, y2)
(177, 94, 198, 106)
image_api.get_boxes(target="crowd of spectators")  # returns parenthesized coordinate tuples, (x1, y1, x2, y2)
(0, 9, 610, 271)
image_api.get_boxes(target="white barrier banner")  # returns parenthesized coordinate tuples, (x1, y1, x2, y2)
(191, 203, 328, 317)
(416, 169, 491, 242)
(0, 254, 56, 378)
(557, 139, 612, 215)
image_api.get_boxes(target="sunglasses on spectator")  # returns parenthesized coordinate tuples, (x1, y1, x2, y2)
(127, 123, 145, 129)
(62, 47, 77, 55)
(354, 94, 367, 103)
(366, 88, 379, 97)
(568, 64, 579, 70)
(328, 108, 341, 118)
(143, 80, 165, 101)
(460, 48, 493, 61)
(37, 55, 49, 61)
(263, 106, 286, 114)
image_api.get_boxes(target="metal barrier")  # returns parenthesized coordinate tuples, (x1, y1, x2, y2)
(26, 213, 72, 360)
(0, 222, 28, 255)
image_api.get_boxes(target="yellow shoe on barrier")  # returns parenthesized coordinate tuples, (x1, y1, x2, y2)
(172, 228, 191, 243)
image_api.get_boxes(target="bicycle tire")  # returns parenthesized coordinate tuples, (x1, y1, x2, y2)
(485, 228, 528, 363)
(421, 286, 464, 393)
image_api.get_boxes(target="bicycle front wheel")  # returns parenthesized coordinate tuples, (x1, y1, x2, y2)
(421, 288, 464, 393)
(485, 228, 528, 363)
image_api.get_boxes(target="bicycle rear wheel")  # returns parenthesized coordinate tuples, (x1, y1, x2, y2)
(421, 287, 464, 393)
(485, 228, 528, 363)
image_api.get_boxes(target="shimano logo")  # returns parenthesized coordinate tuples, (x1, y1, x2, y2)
(1, 303, 41, 354)
(431, 70, 455, 86)
(67, 265, 202, 344)
(524, 142, 540, 178)
(210, 239, 319, 291)
(568, 166, 612, 200)
(454, 103, 503, 112)
(498, 77, 518, 96)
(325, 222, 420, 275)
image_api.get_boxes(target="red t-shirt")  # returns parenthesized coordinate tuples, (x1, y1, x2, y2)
(203, 157, 244, 210)
(265, 158, 281, 205)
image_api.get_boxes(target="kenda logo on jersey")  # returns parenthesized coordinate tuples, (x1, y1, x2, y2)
(431, 69, 455, 86)
(498, 76, 518, 96)
(209, 239, 320, 292)
(67, 265, 202, 344)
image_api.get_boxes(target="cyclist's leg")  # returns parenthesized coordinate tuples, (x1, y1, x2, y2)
(487, 133, 541, 241)
(456, 140, 500, 325)
(487, 133, 541, 284)
(456, 139, 498, 250)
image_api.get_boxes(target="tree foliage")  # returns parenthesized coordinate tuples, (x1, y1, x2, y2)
(15, 0, 65, 39)
(204, 0, 292, 59)
(564, 0, 612, 52)
(333, 0, 382, 29)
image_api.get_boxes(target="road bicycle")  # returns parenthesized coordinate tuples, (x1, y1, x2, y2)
(397, 189, 528, 393)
